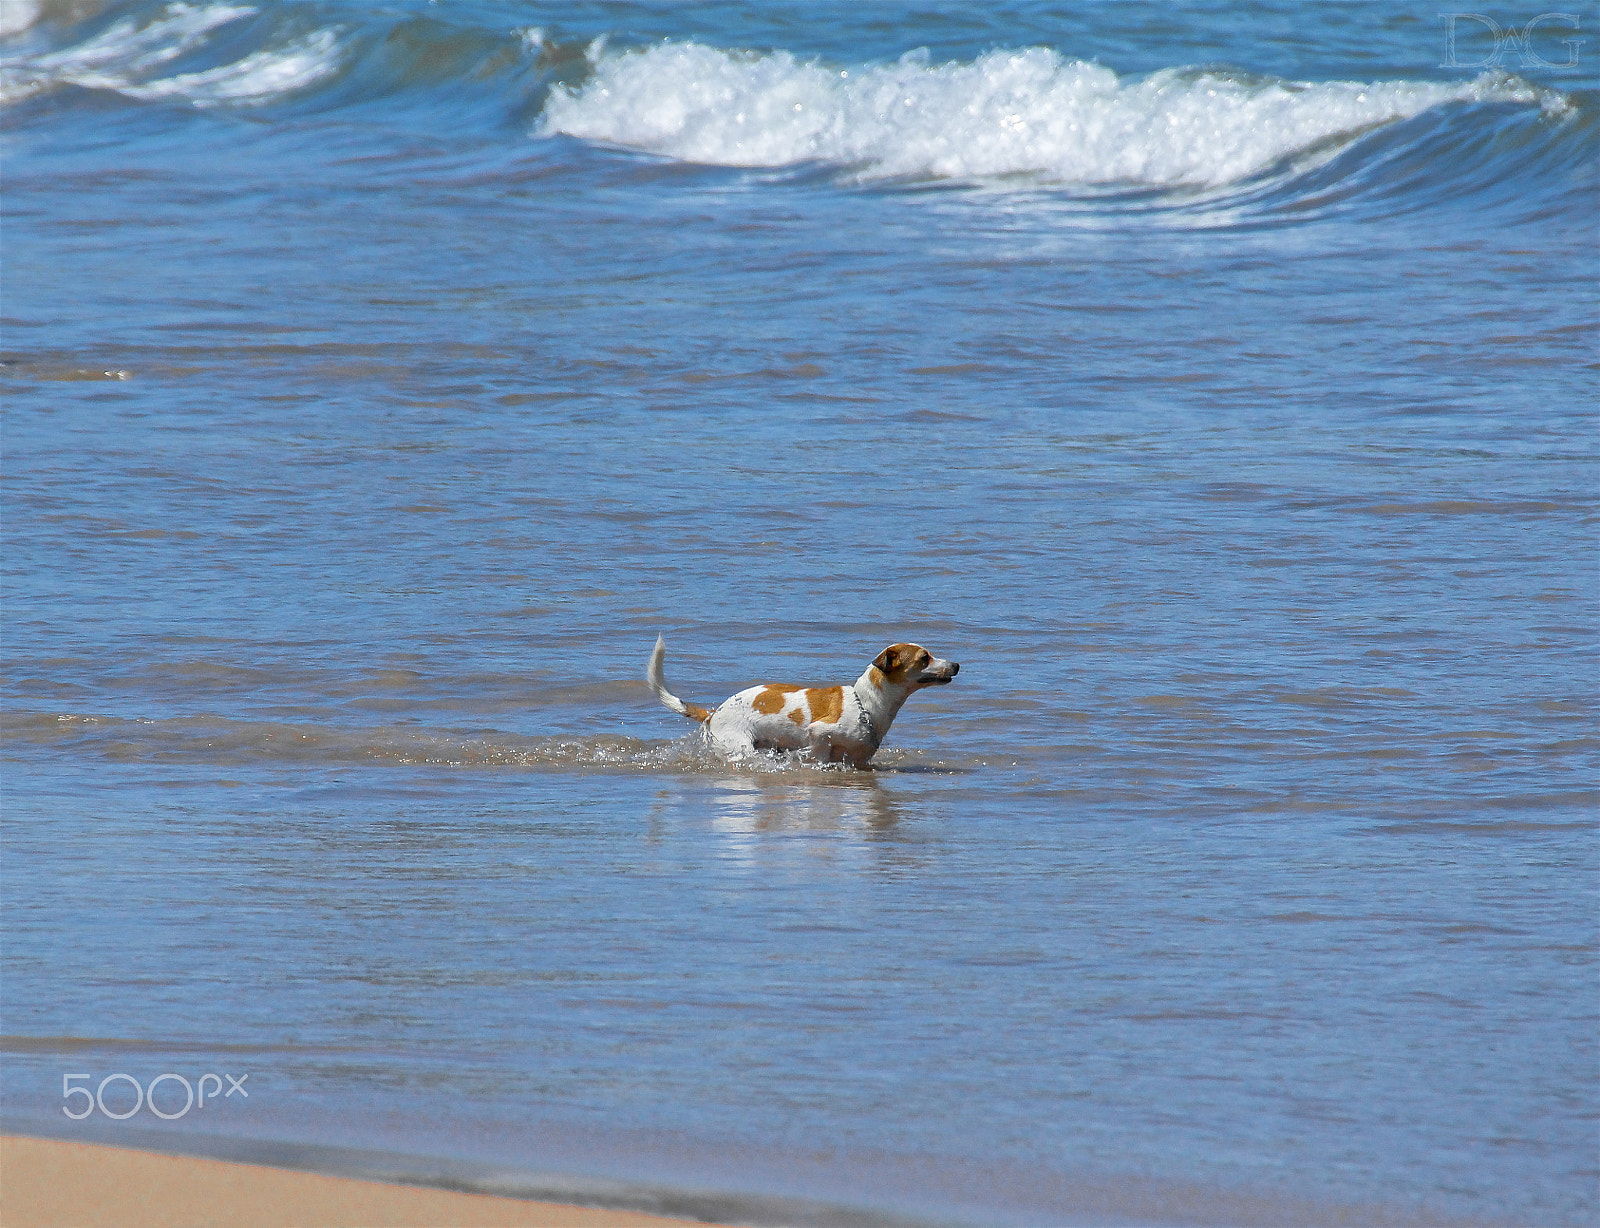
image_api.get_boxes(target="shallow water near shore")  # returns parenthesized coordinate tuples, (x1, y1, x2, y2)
(2, 2, 1596, 1225)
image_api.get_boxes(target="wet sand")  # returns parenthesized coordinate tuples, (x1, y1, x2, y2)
(0, 1135, 719, 1228)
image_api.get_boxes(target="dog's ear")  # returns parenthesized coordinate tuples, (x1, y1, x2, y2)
(873, 645, 900, 673)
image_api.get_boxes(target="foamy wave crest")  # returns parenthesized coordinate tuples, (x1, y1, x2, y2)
(541, 43, 1553, 188)
(0, 1, 339, 107)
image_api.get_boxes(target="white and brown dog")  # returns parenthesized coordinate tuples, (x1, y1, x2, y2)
(646, 636, 958, 767)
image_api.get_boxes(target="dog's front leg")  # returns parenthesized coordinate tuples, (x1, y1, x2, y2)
(806, 725, 870, 768)
(802, 725, 846, 765)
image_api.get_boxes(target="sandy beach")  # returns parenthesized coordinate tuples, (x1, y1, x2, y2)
(0, 1136, 719, 1228)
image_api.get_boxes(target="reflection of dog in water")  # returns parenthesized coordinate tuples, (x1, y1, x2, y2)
(646, 636, 959, 768)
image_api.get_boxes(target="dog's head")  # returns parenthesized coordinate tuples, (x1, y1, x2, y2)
(872, 642, 959, 690)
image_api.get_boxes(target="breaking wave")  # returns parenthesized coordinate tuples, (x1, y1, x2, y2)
(541, 43, 1567, 189)
(1, 3, 1589, 218)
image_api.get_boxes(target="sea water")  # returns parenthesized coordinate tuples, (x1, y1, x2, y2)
(1, 2, 1595, 1224)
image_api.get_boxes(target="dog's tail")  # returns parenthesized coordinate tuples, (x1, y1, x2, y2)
(646, 635, 713, 723)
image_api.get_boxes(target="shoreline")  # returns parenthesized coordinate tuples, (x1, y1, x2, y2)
(0, 1130, 1514, 1228)
(0, 1135, 724, 1228)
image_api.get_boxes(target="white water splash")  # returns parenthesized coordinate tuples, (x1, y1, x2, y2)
(541, 43, 1551, 188)
(5, 709, 954, 775)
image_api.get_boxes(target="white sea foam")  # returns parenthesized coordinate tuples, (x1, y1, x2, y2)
(2, 1, 253, 101)
(541, 43, 1549, 188)
(25, 1, 253, 76)
(0, 2, 339, 107)
(116, 27, 339, 105)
